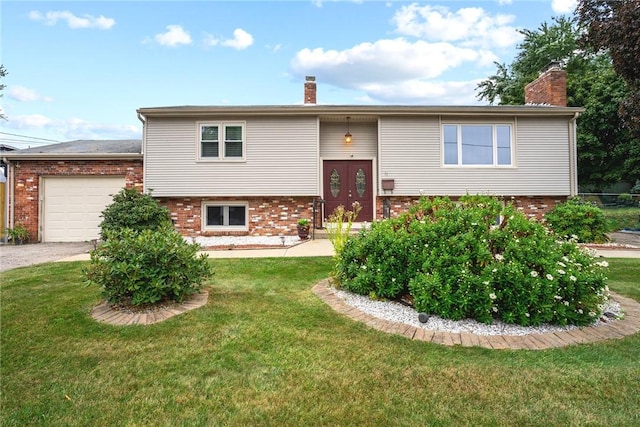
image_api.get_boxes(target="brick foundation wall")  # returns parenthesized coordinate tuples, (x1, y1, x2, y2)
(9, 159, 143, 241)
(159, 196, 319, 237)
(375, 195, 567, 221)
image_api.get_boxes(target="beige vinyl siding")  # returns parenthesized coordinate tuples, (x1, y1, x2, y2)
(379, 116, 572, 196)
(320, 121, 377, 159)
(144, 116, 319, 196)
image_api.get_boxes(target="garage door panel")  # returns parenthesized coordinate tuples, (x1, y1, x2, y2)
(43, 177, 125, 242)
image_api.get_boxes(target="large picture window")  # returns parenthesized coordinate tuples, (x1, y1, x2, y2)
(443, 124, 512, 166)
(198, 122, 245, 160)
(203, 202, 248, 231)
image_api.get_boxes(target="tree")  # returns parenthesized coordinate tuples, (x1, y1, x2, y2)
(576, 0, 640, 137)
(0, 65, 7, 120)
(476, 16, 639, 189)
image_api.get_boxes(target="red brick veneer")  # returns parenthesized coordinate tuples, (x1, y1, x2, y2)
(9, 159, 143, 241)
(159, 196, 319, 237)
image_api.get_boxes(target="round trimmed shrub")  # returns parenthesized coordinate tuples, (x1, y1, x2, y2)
(84, 227, 213, 306)
(335, 195, 610, 327)
(544, 196, 610, 243)
(99, 188, 171, 240)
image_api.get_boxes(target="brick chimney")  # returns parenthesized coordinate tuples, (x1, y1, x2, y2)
(524, 62, 567, 107)
(304, 76, 316, 104)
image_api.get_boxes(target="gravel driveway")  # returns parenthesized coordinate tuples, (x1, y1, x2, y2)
(0, 242, 94, 272)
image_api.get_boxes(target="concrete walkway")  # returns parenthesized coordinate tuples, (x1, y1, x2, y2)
(57, 238, 639, 262)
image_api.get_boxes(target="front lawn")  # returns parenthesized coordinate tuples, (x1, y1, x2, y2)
(1, 258, 639, 426)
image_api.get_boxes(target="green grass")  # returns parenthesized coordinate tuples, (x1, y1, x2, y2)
(603, 207, 640, 231)
(1, 258, 639, 426)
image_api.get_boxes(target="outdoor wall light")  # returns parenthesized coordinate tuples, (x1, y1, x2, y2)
(344, 117, 352, 144)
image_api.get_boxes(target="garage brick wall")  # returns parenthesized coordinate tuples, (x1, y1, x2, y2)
(10, 159, 143, 241)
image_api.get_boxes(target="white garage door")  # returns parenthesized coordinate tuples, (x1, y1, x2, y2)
(42, 176, 125, 242)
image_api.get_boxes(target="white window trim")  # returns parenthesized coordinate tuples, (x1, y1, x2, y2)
(442, 122, 514, 167)
(196, 121, 246, 162)
(202, 201, 249, 231)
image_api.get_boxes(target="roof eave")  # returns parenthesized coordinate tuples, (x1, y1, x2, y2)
(2, 153, 143, 161)
(136, 105, 584, 117)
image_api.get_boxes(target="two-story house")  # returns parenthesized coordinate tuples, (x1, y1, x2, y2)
(138, 65, 580, 239)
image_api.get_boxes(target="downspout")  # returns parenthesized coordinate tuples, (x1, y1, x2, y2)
(137, 111, 146, 192)
(569, 112, 580, 196)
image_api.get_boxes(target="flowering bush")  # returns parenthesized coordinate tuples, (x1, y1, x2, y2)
(335, 195, 609, 326)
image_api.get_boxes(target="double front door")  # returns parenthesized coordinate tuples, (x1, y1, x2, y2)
(322, 160, 373, 222)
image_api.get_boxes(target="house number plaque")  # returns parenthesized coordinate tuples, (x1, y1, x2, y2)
(330, 169, 341, 197)
(355, 168, 366, 197)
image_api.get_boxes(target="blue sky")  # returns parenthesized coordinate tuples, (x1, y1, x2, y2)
(1, 0, 578, 148)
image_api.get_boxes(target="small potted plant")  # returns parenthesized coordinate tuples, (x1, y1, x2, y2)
(297, 218, 310, 240)
(8, 224, 30, 245)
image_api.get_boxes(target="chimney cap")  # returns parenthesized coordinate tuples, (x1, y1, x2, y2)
(305, 76, 316, 82)
(541, 61, 562, 74)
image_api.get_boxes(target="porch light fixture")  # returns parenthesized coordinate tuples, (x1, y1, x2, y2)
(344, 117, 352, 144)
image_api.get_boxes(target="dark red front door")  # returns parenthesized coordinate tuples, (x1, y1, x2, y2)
(323, 160, 373, 222)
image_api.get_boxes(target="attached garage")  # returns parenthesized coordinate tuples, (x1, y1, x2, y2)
(42, 176, 126, 242)
(2, 140, 143, 243)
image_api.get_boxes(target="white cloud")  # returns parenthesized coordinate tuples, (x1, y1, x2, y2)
(205, 28, 254, 50)
(290, 3, 523, 104)
(291, 37, 497, 102)
(551, 0, 577, 14)
(5, 114, 140, 140)
(28, 10, 115, 30)
(392, 4, 522, 49)
(7, 86, 53, 102)
(153, 25, 192, 47)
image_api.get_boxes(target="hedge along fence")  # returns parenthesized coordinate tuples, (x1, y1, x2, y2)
(333, 195, 610, 327)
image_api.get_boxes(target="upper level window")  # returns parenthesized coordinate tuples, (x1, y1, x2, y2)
(199, 122, 245, 160)
(443, 124, 512, 166)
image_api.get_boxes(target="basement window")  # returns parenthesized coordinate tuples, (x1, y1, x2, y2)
(202, 202, 248, 231)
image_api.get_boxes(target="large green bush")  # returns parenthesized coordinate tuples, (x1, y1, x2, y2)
(544, 197, 610, 243)
(85, 227, 212, 306)
(334, 195, 610, 327)
(99, 188, 171, 240)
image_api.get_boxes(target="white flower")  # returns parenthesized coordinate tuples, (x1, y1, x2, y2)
(492, 268, 498, 273)
(562, 256, 569, 263)
(361, 265, 367, 270)
(563, 301, 570, 306)
(577, 309, 583, 314)
(391, 278, 396, 282)
(557, 261, 566, 268)
(569, 275, 577, 282)
(483, 281, 490, 286)
(489, 293, 497, 300)
(557, 269, 566, 275)
(546, 274, 554, 280)
(494, 254, 504, 261)
(492, 306, 498, 312)
(596, 260, 609, 268)
(525, 313, 530, 317)
(554, 295, 562, 300)
(530, 271, 539, 278)
(589, 311, 596, 317)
